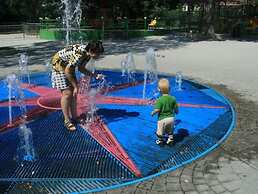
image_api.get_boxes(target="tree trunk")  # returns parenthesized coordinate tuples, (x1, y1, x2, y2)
(187, 5, 192, 33)
(198, 2, 205, 33)
(205, 0, 217, 39)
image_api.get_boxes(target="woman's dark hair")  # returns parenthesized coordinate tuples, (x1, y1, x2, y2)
(86, 40, 104, 54)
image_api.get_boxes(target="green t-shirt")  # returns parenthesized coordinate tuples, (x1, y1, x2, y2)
(154, 95, 178, 121)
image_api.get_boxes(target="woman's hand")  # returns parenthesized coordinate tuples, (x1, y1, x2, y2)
(96, 74, 104, 80)
(73, 87, 78, 97)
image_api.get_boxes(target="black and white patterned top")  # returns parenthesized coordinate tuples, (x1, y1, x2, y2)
(52, 44, 90, 72)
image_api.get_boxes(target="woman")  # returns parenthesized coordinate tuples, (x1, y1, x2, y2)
(51, 41, 104, 131)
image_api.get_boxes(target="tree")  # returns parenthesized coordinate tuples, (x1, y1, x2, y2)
(0, 0, 182, 23)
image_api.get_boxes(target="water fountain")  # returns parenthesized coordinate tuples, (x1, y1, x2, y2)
(18, 124, 36, 162)
(120, 59, 127, 77)
(45, 58, 52, 80)
(175, 71, 183, 91)
(18, 53, 30, 84)
(14, 80, 36, 162)
(6, 74, 27, 125)
(78, 75, 110, 124)
(61, 0, 82, 45)
(88, 88, 98, 122)
(14, 80, 27, 122)
(86, 58, 96, 73)
(6, 74, 17, 126)
(145, 48, 158, 82)
(79, 76, 91, 95)
(143, 48, 158, 99)
(124, 52, 136, 82)
(96, 76, 109, 95)
(5, 73, 36, 161)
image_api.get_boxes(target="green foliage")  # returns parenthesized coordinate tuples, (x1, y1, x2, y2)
(0, 0, 181, 23)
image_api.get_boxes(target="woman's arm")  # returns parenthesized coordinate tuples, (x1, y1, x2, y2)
(78, 64, 96, 77)
(78, 64, 104, 80)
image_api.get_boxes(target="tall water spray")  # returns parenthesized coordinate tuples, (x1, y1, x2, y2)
(127, 52, 136, 80)
(143, 48, 158, 99)
(18, 53, 30, 84)
(8, 61, 28, 124)
(18, 124, 36, 162)
(88, 88, 97, 122)
(175, 71, 183, 91)
(61, 0, 82, 45)
(86, 58, 96, 74)
(5, 74, 36, 161)
(120, 59, 127, 77)
(78, 75, 109, 123)
(11, 75, 27, 121)
(45, 59, 52, 80)
(6, 74, 17, 126)
(96, 76, 110, 96)
(121, 52, 136, 82)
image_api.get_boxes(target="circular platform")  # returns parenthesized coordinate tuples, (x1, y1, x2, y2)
(0, 70, 235, 193)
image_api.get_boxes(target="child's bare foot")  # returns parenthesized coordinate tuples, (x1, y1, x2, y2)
(64, 120, 76, 131)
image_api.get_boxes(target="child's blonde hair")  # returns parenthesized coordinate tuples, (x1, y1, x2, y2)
(158, 78, 169, 94)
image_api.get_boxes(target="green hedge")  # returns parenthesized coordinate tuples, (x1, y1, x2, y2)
(39, 28, 171, 41)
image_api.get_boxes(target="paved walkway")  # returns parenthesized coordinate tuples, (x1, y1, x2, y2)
(0, 34, 257, 194)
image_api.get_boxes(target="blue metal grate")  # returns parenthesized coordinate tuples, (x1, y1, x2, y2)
(150, 109, 233, 174)
(1, 178, 135, 193)
(0, 70, 235, 193)
(0, 111, 136, 193)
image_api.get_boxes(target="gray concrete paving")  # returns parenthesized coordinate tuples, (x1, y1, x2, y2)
(0, 34, 257, 194)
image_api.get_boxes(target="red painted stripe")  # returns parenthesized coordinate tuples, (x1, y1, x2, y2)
(178, 103, 226, 109)
(107, 81, 144, 93)
(20, 83, 226, 109)
(0, 107, 55, 132)
(98, 96, 226, 109)
(97, 96, 148, 105)
(37, 96, 62, 110)
(80, 117, 142, 177)
(21, 83, 60, 96)
(0, 98, 39, 107)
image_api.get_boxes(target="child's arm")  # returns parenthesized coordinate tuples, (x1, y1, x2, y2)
(152, 98, 161, 116)
(174, 102, 179, 114)
(151, 109, 160, 116)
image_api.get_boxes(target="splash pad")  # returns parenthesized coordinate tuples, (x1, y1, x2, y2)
(0, 70, 235, 193)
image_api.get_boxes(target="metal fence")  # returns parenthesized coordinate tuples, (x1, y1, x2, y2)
(0, 23, 41, 35)
(1, 6, 257, 40)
